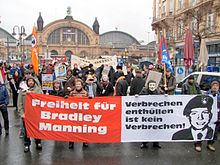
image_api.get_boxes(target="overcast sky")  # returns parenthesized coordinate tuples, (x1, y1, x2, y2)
(0, 0, 154, 44)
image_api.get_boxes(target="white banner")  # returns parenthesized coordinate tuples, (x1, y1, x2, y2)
(71, 55, 117, 69)
(121, 95, 217, 142)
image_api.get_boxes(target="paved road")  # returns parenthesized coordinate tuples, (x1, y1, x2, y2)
(1, 107, 220, 165)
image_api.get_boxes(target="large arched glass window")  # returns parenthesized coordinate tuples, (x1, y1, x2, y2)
(47, 29, 60, 44)
(47, 27, 90, 45)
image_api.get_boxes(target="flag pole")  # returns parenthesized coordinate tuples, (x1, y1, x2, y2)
(163, 63, 167, 92)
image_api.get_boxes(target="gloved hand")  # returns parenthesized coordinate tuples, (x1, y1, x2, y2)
(64, 95, 68, 99)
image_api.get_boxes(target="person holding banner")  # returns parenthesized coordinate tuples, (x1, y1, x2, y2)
(18, 76, 43, 152)
(85, 74, 102, 98)
(49, 80, 64, 97)
(139, 80, 161, 149)
(206, 80, 220, 151)
(69, 79, 89, 148)
(181, 75, 203, 152)
(159, 68, 176, 95)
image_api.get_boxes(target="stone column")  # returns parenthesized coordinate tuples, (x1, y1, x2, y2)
(153, 0, 157, 18)
(166, 0, 170, 16)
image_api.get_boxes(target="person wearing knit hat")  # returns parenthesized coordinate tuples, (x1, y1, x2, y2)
(205, 79, 220, 151)
(172, 95, 214, 152)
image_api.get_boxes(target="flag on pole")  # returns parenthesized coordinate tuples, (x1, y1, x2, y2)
(198, 38, 209, 68)
(158, 36, 174, 73)
(31, 26, 39, 75)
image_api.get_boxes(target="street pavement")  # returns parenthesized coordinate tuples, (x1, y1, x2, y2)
(1, 106, 220, 165)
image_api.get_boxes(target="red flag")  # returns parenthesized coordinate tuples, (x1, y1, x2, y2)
(31, 26, 39, 75)
(184, 29, 194, 68)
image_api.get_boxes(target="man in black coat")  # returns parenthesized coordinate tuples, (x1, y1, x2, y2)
(114, 71, 128, 96)
(129, 69, 145, 96)
(139, 80, 161, 149)
(111, 65, 123, 86)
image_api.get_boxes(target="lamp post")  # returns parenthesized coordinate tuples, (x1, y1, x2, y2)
(12, 25, 26, 62)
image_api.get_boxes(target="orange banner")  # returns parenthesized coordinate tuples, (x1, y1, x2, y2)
(31, 26, 39, 75)
(25, 93, 122, 143)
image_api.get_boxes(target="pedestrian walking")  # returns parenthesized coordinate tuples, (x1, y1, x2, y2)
(0, 81, 9, 136)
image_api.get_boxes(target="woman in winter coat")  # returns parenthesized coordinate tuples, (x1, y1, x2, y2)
(9, 70, 22, 110)
(99, 75, 114, 96)
(68, 79, 88, 148)
(48, 80, 64, 97)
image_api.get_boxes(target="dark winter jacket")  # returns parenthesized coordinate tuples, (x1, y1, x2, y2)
(49, 87, 64, 97)
(115, 78, 128, 96)
(129, 74, 145, 95)
(0, 83, 9, 105)
(139, 87, 160, 95)
(63, 75, 76, 96)
(159, 75, 176, 95)
(182, 81, 201, 95)
(125, 72, 134, 86)
(100, 81, 114, 96)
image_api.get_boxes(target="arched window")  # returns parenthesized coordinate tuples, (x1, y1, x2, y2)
(65, 50, 73, 62)
(50, 50, 58, 56)
(47, 29, 61, 44)
(47, 27, 90, 45)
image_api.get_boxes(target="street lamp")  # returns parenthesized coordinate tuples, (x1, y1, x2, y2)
(123, 48, 129, 64)
(12, 25, 26, 62)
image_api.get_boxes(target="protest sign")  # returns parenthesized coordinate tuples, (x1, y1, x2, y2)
(145, 70, 162, 88)
(25, 94, 217, 142)
(41, 74, 53, 91)
(55, 64, 66, 78)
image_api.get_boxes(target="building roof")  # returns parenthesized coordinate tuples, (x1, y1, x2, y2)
(0, 27, 17, 41)
(100, 31, 140, 48)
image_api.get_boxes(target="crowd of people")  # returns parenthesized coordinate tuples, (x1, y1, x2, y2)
(0, 60, 219, 153)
